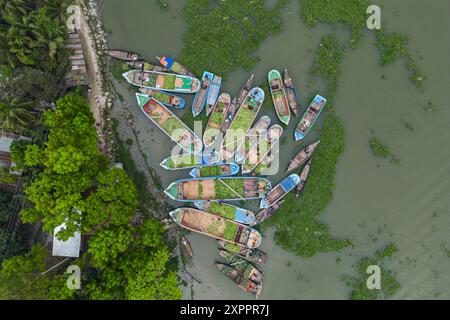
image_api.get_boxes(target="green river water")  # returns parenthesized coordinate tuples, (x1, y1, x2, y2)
(100, 0, 450, 299)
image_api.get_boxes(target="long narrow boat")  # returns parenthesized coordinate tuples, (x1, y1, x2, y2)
(215, 263, 263, 297)
(126, 61, 169, 72)
(234, 116, 271, 164)
(252, 147, 279, 176)
(260, 174, 300, 209)
(296, 159, 312, 197)
(268, 69, 291, 125)
(106, 49, 141, 61)
(203, 93, 232, 149)
(219, 97, 238, 139)
(250, 199, 285, 227)
(218, 249, 263, 283)
(160, 152, 220, 170)
(241, 125, 283, 174)
(205, 76, 222, 116)
(283, 69, 300, 116)
(123, 70, 200, 94)
(286, 140, 320, 173)
(294, 94, 326, 141)
(179, 233, 193, 257)
(156, 56, 194, 77)
(194, 201, 255, 225)
(192, 71, 214, 116)
(189, 163, 240, 178)
(139, 89, 185, 109)
(169, 207, 262, 248)
(217, 240, 267, 264)
(164, 177, 272, 202)
(135, 93, 203, 154)
(221, 88, 265, 161)
(237, 74, 255, 106)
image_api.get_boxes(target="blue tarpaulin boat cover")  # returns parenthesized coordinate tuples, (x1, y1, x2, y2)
(164, 57, 175, 68)
(280, 176, 296, 191)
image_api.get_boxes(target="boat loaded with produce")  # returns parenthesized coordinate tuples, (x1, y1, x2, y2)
(139, 88, 185, 109)
(286, 140, 320, 173)
(135, 93, 203, 154)
(260, 174, 300, 209)
(194, 201, 255, 225)
(160, 152, 220, 170)
(189, 163, 240, 178)
(164, 177, 272, 202)
(169, 208, 262, 249)
(156, 56, 195, 77)
(205, 75, 222, 116)
(127, 61, 169, 72)
(215, 263, 263, 298)
(217, 249, 263, 283)
(123, 70, 200, 93)
(268, 69, 291, 125)
(252, 147, 279, 176)
(234, 116, 271, 164)
(283, 69, 300, 116)
(221, 87, 265, 160)
(192, 71, 214, 116)
(217, 240, 267, 264)
(203, 93, 232, 149)
(294, 94, 326, 140)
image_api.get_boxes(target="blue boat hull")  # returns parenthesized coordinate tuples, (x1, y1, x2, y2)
(260, 174, 300, 208)
(192, 71, 214, 117)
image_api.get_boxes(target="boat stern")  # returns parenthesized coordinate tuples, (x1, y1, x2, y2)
(122, 70, 133, 84)
(280, 114, 290, 125)
(294, 130, 304, 141)
(164, 182, 179, 200)
(169, 208, 183, 225)
(259, 198, 270, 209)
(230, 163, 240, 176)
(135, 93, 150, 107)
(193, 200, 205, 211)
(189, 167, 199, 178)
(247, 228, 262, 248)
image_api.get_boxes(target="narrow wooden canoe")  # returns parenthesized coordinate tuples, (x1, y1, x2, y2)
(203, 93, 232, 149)
(164, 177, 272, 202)
(139, 88, 185, 109)
(259, 174, 300, 209)
(221, 88, 265, 161)
(219, 97, 238, 140)
(160, 152, 220, 170)
(156, 56, 194, 77)
(296, 158, 312, 197)
(250, 199, 285, 226)
(135, 93, 203, 154)
(205, 76, 222, 116)
(217, 240, 267, 264)
(215, 263, 263, 298)
(169, 207, 262, 248)
(234, 116, 271, 164)
(106, 49, 141, 61)
(189, 163, 240, 178)
(268, 69, 291, 125)
(194, 201, 255, 225)
(123, 70, 200, 94)
(192, 71, 214, 116)
(241, 125, 283, 174)
(127, 61, 169, 72)
(179, 233, 193, 257)
(252, 147, 279, 176)
(286, 140, 320, 173)
(294, 94, 326, 141)
(283, 69, 300, 116)
(237, 74, 255, 106)
(218, 249, 263, 283)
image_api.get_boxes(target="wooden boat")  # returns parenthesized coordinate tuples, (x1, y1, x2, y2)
(169, 207, 263, 248)
(156, 56, 194, 76)
(164, 177, 272, 202)
(250, 199, 285, 227)
(123, 70, 200, 94)
(192, 71, 214, 116)
(218, 96, 238, 140)
(283, 69, 300, 116)
(237, 74, 254, 106)
(205, 76, 222, 116)
(135, 93, 203, 154)
(194, 201, 255, 225)
(139, 89, 185, 109)
(221, 88, 265, 161)
(296, 159, 312, 197)
(234, 116, 271, 164)
(189, 163, 240, 178)
(203, 93, 232, 148)
(160, 152, 220, 170)
(286, 140, 319, 173)
(106, 49, 141, 61)
(179, 233, 193, 257)
(241, 125, 283, 174)
(252, 147, 279, 176)
(217, 240, 267, 264)
(268, 69, 291, 125)
(294, 94, 326, 141)
(260, 174, 300, 209)
(215, 263, 263, 297)
(218, 249, 263, 283)
(126, 61, 169, 72)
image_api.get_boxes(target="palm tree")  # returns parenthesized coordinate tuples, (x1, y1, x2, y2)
(0, 96, 37, 130)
